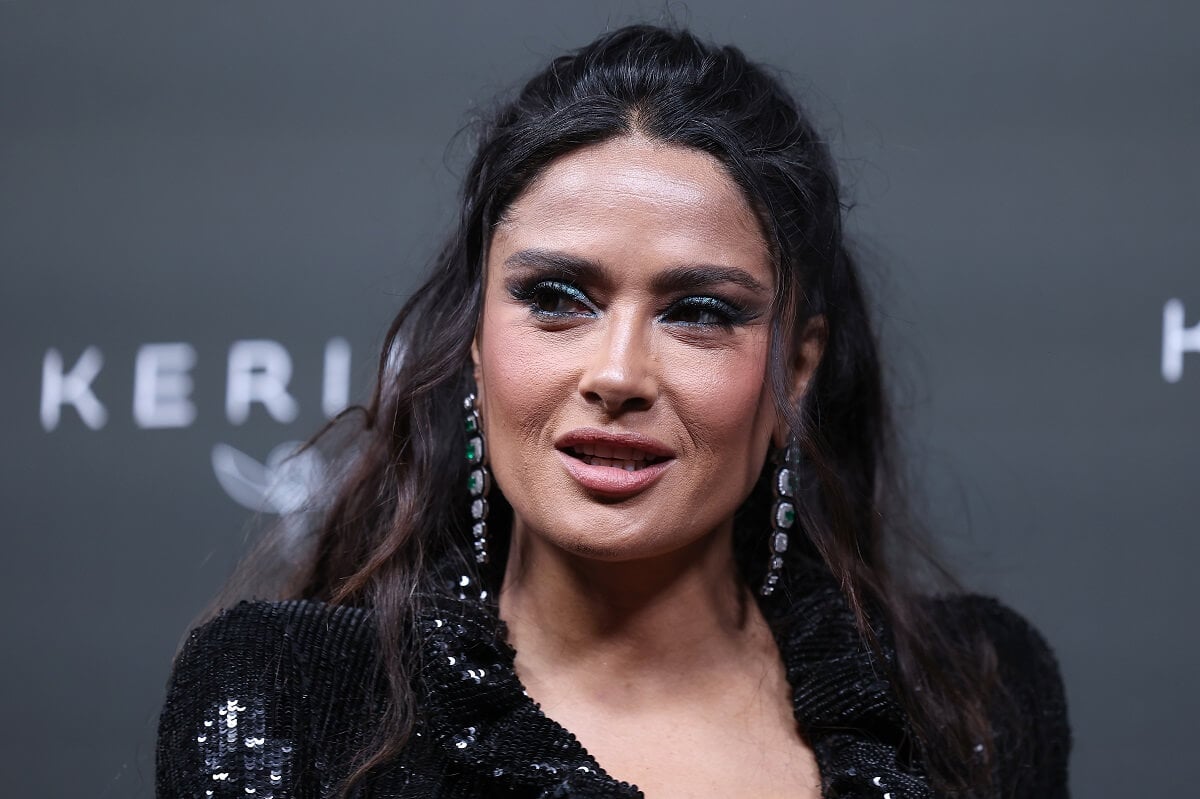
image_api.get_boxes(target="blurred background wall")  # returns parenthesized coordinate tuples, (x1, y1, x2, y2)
(2, 1, 1196, 795)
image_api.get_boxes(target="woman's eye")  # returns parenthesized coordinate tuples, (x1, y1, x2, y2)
(515, 280, 595, 318)
(663, 297, 741, 329)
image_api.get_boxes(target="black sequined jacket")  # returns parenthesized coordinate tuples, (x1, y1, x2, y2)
(155, 563, 1070, 798)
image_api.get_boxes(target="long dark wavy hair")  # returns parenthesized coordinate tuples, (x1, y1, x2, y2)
(229, 23, 1007, 798)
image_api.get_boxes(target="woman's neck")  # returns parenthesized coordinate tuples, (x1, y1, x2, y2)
(497, 521, 775, 699)
(494, 521, 819, 797)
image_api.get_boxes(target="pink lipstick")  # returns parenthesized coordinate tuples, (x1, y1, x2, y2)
(555, 428, 675, 498)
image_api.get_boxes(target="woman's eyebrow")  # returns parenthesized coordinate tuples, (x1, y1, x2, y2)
(503, 249, 605, 283)
(652, 264, 770, 295)
(503, 248, 769, 295)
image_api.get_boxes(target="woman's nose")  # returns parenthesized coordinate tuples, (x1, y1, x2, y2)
(576, 312, 658, 416)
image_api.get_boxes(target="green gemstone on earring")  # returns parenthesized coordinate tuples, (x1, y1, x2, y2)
(774, 501, 795, 529)
(466, 437, 482, 463)
(465, 414, 478, 434)
(468, 468, 487, 496)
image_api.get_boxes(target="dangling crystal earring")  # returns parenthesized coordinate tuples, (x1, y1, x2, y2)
(761, 439, 799, 596)
(464, 392, 490, 564)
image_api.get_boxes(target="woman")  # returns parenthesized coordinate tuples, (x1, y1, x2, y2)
(157, 24, 1070, 799)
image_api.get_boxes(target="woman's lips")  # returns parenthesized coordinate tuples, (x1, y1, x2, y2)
(556, 449, 674, 497)
(554, 428, 675, 498)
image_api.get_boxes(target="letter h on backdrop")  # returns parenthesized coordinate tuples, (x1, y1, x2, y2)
(1163, 299, 1200, 383)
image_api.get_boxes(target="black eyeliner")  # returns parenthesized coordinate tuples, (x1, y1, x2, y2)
(662, 295, 761, 329)
(507, 276, 597, 318)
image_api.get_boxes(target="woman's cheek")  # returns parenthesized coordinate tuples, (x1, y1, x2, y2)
(670, 338, 770, 432)
(479, 320, 569, 466)
(666, 337, 775, 500)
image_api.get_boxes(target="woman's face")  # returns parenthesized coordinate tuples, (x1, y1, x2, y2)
(474, 133, 805, 564)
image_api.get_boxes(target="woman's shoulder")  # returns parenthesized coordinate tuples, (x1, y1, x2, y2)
(157, 599, 383, 798)
(162, 598, 384, 720)
(925, 593, 1062, 673)
(178, 598, 376, 660)
(168, 598, 380, 688)
(925, 592, 1072, 794)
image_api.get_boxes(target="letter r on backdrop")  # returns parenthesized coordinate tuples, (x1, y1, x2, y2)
(226, 340, 300, 425)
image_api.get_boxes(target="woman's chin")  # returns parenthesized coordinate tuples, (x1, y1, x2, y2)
(526, 516, 703, 565)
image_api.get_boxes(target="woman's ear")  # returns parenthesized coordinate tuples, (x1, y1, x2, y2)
(772, 314, 826, 447)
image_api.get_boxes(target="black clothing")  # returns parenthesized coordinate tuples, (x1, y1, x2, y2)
(156, 563, 1070, 798)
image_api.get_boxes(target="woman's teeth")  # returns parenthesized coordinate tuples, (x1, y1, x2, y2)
(568, 442, 660, 471)
(578, 454, 647, 471)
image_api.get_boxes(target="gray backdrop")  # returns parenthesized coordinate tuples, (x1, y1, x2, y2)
(2, 1, 1196, 796)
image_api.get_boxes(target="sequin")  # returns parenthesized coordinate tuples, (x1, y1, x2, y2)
(163, 578, 1068, 799)
(193, 696, 296, 796)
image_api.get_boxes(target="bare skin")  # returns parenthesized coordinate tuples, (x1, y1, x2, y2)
(472, 133, 825, 798)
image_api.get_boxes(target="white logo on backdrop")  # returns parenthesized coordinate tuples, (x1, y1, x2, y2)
(39, 338, 352, 431)
(1163, 299, 1200, 383)
(39, 337, 351, 514)
(211, 441, 327, 516)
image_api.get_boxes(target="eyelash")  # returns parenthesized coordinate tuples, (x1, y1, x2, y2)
(666, 296, 750, 330)
(510, 280, 596, 318)
(507, 278, 753, 331)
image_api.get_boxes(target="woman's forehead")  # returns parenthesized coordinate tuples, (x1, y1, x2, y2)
(494, 135, 770, 277)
